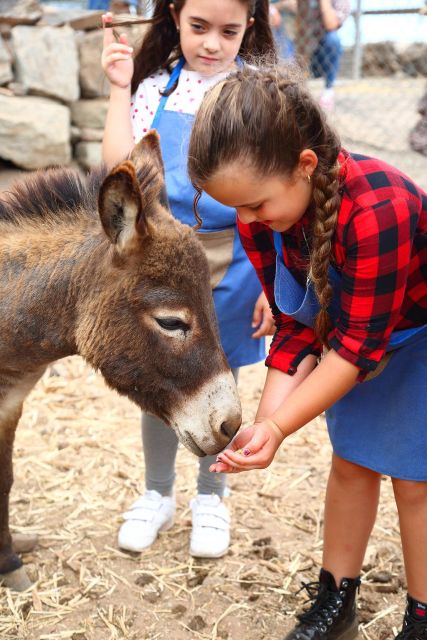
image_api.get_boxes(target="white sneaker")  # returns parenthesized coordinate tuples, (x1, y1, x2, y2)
(118, 490, 175, 552)
(189, 494, 230, 558)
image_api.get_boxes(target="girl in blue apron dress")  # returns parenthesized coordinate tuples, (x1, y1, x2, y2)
(188, 65, 427, 640)
(101, 2, 277, 558)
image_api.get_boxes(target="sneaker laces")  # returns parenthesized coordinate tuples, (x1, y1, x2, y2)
(295, 580, 350, 633)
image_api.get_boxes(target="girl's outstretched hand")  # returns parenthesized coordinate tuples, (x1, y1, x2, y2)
(102, 12, 134, 88)
(209, 419, 285, 473)
(251, 291, 275, 338)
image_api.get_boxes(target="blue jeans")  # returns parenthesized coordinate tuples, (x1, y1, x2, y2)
(87, 0, 109, 8)
(311, 30, 343, 89)
(273, 23, 295, 60)
(87, 0, 138, 8)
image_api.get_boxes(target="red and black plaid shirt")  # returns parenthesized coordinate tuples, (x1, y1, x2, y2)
(238, 151, 427, 380)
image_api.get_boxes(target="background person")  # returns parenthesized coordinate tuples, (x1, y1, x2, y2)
(269, 0, 296, 60)
(296, 0, 350, 110)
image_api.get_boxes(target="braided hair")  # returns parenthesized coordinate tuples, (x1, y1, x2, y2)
(188, 64, 342, 346)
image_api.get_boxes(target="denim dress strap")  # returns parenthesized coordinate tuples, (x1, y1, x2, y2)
(273, 231, 341, 329)
(272, 231, 426, 352)
(150, 57, 186, 131)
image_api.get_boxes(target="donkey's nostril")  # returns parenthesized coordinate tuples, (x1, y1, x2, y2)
(220, 419, 240, 441)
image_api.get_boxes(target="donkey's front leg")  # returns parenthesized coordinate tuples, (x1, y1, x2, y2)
(0, 370, 46, 591)
(0, 408, 31, 590)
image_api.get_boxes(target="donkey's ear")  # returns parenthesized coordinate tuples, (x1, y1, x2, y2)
(130, 129, 164, 176)
(98, 161, 149, 252)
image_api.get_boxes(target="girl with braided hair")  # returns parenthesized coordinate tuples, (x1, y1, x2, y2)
(188, 64, 427, 640)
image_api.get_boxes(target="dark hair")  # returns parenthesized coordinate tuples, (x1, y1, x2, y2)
(125, 0, 276, 94)
(188, 64, 342, 346)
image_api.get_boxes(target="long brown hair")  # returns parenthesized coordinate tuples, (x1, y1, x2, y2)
(127, 0, 276, 94)
(188, 64, 342, 346)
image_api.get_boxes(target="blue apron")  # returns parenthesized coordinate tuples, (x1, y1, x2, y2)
(150, 61, 264, 368)
(273, 231, 427, 480)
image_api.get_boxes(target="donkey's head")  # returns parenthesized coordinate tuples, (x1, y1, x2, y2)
(77, 132, 241, 456)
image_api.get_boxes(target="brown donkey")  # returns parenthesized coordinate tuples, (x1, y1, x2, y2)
(0, 132, 241, 590)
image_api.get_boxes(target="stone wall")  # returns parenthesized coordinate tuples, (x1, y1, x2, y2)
(0, 0, 145, 170)
(0, 1, 426, 170)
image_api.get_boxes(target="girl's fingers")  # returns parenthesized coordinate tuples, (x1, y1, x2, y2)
(233, 430, 267, 457)
(251, 302, 262, 329)
(252, 315, 268, 338)
(209, 461, 233, 473)
(105, 45, 133, 57)
(216, 450, 253, 469)
(106, 51, 133, 62)
(102, 13, 114, 46)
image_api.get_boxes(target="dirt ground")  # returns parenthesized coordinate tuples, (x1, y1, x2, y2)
(0, 101, 426, 637)
(0, 356, 409, 640)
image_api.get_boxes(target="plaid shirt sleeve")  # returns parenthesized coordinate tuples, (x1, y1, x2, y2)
(238, 220, 322, 375)
(330, 196, 421, 380)
(239, 153, 426, 382)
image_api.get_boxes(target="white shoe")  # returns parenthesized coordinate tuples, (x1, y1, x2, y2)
(118, 490, 175, 552)
(189, 494, 230, 558)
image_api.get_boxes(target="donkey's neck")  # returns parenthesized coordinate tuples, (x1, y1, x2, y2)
(0, 222, 110, 369)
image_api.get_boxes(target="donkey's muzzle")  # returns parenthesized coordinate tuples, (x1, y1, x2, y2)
(169, 370, 242, 456)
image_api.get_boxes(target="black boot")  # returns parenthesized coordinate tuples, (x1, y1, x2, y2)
(284, 568, 360, 640)
(395, 595, 427, 639)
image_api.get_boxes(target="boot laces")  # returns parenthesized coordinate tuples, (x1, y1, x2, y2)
(295, 581, 345, 634)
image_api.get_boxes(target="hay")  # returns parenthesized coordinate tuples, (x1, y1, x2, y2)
(0, 357, 406, 639)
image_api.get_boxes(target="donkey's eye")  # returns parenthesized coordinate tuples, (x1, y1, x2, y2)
(155, 317, 190, 332)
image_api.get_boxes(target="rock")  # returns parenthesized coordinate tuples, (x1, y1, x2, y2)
(12, 532, 38, 553)
(0, 35, 12, 85)
(362, 42, 400, 76)
(74, 141, 102, 170)
(71, 126, 103, 143)
(143, 591, 160, 603)
(12, 25, 79, 103)
(6, 81, 27, 96)
(418, 89, 427, 116)
(398, 43, 427, 77)
(134, 573, 154, 586)
(0, 0, 42, 26)
(369, 570, 393, 584)
(171, 603, 187, 617)
(39, 9, 104, 31)
(71, 98, 108, 129)
(409, 87, 427, 156)
(252, 536, 272, 547)
(78, 29, 108, 99)
(186, 568, 209, 588)
(187, 615, 206, 631)
(0, 94, 71, 168)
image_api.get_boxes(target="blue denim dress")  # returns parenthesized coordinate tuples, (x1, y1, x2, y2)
(273, 231, 427, 480)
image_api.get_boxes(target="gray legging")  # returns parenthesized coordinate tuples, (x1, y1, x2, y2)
(142, 368, 239, 497)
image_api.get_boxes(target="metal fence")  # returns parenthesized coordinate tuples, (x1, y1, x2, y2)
(271, 0, 427, 188)
(41, 0, 427, 187)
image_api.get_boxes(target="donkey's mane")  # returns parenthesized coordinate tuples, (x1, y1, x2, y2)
(0, 166, 110, 225)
